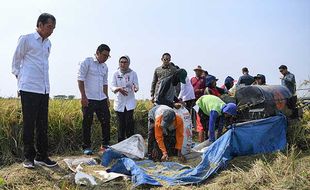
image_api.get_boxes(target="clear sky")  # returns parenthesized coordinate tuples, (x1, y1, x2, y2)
(0, 0, 309, 99)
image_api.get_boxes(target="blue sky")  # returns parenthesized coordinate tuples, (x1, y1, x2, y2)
(0, 0, 309, 99)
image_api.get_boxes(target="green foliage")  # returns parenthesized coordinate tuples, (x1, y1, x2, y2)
(0, 99, 23, 165)
(0, 177, 5, 187)
(0, 99, 309, 190)
(287, 110, 310, 150)
(0, 99, 151, 165)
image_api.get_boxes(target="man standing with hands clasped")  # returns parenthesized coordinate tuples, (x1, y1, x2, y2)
(12, 13, 57, 169)
(78, 44, 111, 155)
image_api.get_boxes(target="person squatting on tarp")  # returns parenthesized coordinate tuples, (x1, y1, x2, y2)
(147, 105, 186, 162)
(196, 95, 237, 143)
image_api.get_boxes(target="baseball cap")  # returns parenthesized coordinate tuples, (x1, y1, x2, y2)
(222, 103, 237, 116)
(161, 109, 176, 135)
(206, 75, 218, 87)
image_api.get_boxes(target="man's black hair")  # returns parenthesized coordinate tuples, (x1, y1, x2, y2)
(162, 53, 171, 58)
(36, 13, 56, 27)
(242, 67, 249, 73)
(97, 44, 110, 53)
(279, 65, 287, 70)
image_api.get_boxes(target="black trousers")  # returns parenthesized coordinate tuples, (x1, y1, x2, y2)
(288, 95, 298, 118)
(20, 91, 49, 160)
(82, 99, 110, 149)
(184, 99, 195, 113)
(116, 108, 134, 142)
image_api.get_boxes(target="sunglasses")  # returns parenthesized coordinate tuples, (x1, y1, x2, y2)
(120, 61, 128, 63)
(164, 59, 170, 61)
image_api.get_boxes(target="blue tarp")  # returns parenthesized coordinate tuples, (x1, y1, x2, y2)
(101, 115, 287, 187)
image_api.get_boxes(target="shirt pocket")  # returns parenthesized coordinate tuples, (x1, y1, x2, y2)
(98, 65, 107, 76)
(43, 44, 50, 58)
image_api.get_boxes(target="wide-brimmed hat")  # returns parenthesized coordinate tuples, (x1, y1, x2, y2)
(193, 65, 204, 72)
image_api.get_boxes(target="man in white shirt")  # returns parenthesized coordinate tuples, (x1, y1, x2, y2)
(12, 13, 57, 169)
(78, 44, 111, 155)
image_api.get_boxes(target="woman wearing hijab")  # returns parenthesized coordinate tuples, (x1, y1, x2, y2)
(111, 55, 139, 142)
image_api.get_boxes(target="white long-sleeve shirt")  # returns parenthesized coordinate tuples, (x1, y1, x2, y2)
(178, 77, 195, 101)
(111, 69, 139, 112)
(77, 57, 108, 100)
(12, 32, 51, 94)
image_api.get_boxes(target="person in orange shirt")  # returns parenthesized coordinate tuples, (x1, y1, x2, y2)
(147, 105, 185, 162)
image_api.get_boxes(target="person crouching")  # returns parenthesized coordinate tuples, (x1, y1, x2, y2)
(147, 105, 185, 162)
(196, 95, 237, 144)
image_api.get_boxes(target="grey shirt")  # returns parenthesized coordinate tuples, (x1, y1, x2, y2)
(237, 74, 254, 86)
(154, 75, 178, 108)
(281, 72, 296, 95)
(150, 63, 178, 97)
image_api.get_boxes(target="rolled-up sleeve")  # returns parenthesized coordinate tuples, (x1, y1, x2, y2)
(12, 36, 27, 76)
(110, 71, 118, 93)
(77, 60, 88, 81)
(133, 71, 139, 91)
(103, 66, 108, 86)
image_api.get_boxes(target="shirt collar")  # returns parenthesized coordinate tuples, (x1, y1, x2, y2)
(34, 32, 42, 40)
(92, 56, 106, 66)
(92, 56, 98, 63)
(161, 64, 171, 69)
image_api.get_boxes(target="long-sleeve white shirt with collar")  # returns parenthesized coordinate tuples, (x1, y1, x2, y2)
(178, 77, 195, 101)
(77, 57, 108, 100)
(12, 32, 51, 94)
(111, 69, 139, 112)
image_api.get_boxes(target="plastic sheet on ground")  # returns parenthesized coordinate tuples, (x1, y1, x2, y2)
(64, 157, 98, 172)
(101, 114, 287, 187)
(110, 134, 146, 159)
(64, 157, 128, 186)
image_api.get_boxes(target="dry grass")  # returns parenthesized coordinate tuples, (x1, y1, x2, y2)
(0, 99, 309, 189)
(0, 99, 153, 165)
